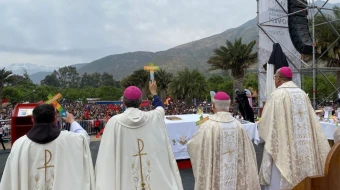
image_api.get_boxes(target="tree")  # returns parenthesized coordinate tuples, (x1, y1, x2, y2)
(207, 38, 257, 100)
(244, 73, 258, 91)
(95, 86, 123, 101)
(120, 75, 137, 88)
(168, 68, 207, 106)
(61, 88, 79, 101)
(207, 75, 227, 92)
(41, 71, 60, 87)
(2, 86, 21, 103)
(0, 68, 13, 109)
(100, 72, 116, 87)
(7, 75, 28, 86)
(155, 69, 173, 102)
(121, 69, 149, 99)
(303, 74, 337, 104)
(57, 66, 80, 88)
(315, 6, 340, 90)
(79, 72, 92, 88)
(89, 73, 101, 88)
(34, 86, 58, 102)
(23, 69, 33, 84)
(206, 75, 233, 99)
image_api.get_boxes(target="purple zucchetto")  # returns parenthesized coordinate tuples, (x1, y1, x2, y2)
(123, 86, 142, 100)
(214, 92, 230, 101)
(280, 67, 292, 78)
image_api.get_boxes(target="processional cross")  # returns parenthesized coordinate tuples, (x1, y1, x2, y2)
(144, 62, 160, 81)
(45, 93, 66, 117)
(37, 149, 55, 188)
(133, 139, 148, 190)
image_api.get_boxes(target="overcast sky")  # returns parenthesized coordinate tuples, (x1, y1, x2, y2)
(0, 0, 338, 68)
(0, 0, 260, 67)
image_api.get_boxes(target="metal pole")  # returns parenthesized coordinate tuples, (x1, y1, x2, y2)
(312, 0, 317, 109)
(257, 0, 261, 108)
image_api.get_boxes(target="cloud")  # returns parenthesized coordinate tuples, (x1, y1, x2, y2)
(0, 0, 257, 67)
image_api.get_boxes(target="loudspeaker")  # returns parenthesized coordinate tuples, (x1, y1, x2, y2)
(288, 0, 313, 55)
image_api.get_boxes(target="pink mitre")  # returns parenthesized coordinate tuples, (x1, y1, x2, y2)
(214, 92, 230, 101)
(280, 67, 292, 78)
(123, 86, 142, 100)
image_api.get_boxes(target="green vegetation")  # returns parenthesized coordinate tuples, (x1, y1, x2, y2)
(207, 38, 257, 100)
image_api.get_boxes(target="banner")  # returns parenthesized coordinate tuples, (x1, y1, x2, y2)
(258, 0, 301, 107)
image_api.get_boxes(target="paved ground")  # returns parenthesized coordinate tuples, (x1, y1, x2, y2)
(0, 138, 264, 190)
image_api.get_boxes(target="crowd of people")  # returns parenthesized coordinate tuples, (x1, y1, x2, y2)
(0, 97, 256, 137)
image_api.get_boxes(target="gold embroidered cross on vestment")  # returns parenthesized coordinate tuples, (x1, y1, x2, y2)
(37, 149, 54, 188)
(133, 139, 147, 190)
(297, 108, 304, 120)
(222, 148, 235, 162)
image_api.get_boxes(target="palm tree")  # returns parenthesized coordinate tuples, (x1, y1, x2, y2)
(121, 69, 149, 99)
(207, 38, 257, 100)
(0, 68, 13, 109)
(168, 68, 207, 106)
(155, 69, 173, 102)
(315, 6, 340, 89)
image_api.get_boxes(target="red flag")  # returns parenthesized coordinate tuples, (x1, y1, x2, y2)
(106, 113, 110, 122)
(85, 110, 89, 119)
(96, 128, 105, 138)
(140, 100, 150, 107)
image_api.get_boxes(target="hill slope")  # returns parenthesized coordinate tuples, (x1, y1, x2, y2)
(78, 18, 257, 79)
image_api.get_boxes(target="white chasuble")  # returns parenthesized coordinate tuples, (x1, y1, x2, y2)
(259, 81, 330, 189)
(187, 112, 260, 190)
(0, 132, 95, 190)
(95, 107, 183, 190)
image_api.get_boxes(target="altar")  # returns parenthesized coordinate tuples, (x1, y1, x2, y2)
(165, 114, 260, 160)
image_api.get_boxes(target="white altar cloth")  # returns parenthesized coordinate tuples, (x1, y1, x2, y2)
(320, 121, 337, 140)
(165, 114, 260, 160)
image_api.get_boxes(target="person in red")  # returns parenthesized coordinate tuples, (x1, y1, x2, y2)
(94, 117, 101, 134)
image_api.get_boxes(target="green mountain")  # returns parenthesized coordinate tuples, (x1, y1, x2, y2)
(78, 18, 257, 80)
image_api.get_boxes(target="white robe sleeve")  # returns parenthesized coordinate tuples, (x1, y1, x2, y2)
(0, 138, 23, 189)
(334, 127, 340, 144)
(80, 134, 96, 190)
(70, 121, 90, 144)
(95, 119, 118, 190)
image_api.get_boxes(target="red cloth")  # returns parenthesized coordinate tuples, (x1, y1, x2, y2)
(85, 110, 89, 119)
(140, 100, 150, 107)
(96, 128, 105, 138)
(1, 98, 8, 104)
(113, 105, 120, 111)
(106, 113, 110, 122)
(94, 120, 100, 127)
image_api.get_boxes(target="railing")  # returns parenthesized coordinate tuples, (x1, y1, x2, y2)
(0, 119, 11, 141)
(73, 119, 108, 135)
(0, 119, 108, 142)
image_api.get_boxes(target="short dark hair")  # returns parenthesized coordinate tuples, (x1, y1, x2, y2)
(123, 97, 142, 108)
(33, 104, 56, 123)
(278, 70, 292, 81)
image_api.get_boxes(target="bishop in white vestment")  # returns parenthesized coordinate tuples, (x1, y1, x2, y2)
(334, 127, 340, 144)
(187, 92, 260, 190)
(95, 82, 183, 190)
(259, 67, 330, 189)
(0, 104, 95, 190)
